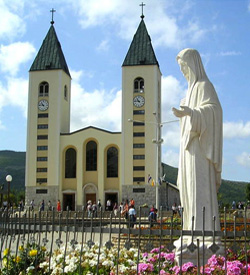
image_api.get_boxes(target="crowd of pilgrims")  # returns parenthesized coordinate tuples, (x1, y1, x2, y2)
(85, 198, 159, 228)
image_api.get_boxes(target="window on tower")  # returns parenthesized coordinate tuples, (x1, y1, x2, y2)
(107, 147, 118, 177)
(39, 81, 49, 97)
(86, 141, 97, 171)
(133, 110, 145, 115)
(134, 77, 144, 93)
(64, 85, 68, 100)
(36, 178, 47, 184)
(133, 155, 145, 159)
(133, 166, 145, 171)
(133, 132, 145, 137)
(133, 143, 145, 148)
(65, 148, 76, 178)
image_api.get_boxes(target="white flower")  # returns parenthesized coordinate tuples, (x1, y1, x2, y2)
(74, 243, 82, 251)
(56, 253, 64, 262)
(119, 265, 129, 272)
(127, 259, 135, 266)
(102, 260, 114, 267)
(64, 263, 77, 273)
(39, 261, 49, 269)
(89, 259, 97, 267)
(51, 266, 63, 275)
(26, 266, 35, 273)
(99, 254, 106, 262)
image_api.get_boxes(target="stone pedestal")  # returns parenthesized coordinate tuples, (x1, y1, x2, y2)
(174, 236, 224, 266)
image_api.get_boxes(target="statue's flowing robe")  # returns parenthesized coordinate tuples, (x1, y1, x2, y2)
(177, 49, 223, 231)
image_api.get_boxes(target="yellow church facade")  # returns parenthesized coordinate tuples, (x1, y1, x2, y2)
(25, 16, 180, 210)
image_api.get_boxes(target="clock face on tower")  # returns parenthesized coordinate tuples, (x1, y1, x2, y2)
(133, 95, 145, 108)
(38, 99, 49, 111)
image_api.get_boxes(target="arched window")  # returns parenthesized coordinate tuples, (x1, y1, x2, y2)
(134, 77, 144, 93)
(64, 85, 68, 100)
(107, 147, 118, 177)
(65, 148, 76, 178)
(39, 82, 49, 97)
(86, 141, 97, 171)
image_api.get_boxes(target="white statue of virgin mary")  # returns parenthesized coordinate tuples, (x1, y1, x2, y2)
(172, 48, 223, 232)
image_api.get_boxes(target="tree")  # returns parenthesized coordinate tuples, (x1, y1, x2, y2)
(246, 183, 250, 204)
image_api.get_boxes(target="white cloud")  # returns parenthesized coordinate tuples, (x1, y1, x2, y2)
(96, 39, 110, 52)
(5, 77, 28, 116)
(236, 152, 250, 168)
(0, 1, 26, 40)
(162, 124, 180, 148)
(0, 76, 28, 128)
(219, 51, 241, 57)
(162, 75, 186, 109)
(162, 149, 179, 168)
(71, 0, 121, 28)
(223, 121, 250, 138)
(69, 0, 210, 49)
(0, 42, 36, 76)
(70, 69, 121, 132)
(161, 75, 184, 148)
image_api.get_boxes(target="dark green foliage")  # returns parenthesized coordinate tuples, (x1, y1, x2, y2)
(0, 150, 26, 191)
(161, 163, 178, 184)
(246, 183, 250, 203)
(218, 179, 249, 205)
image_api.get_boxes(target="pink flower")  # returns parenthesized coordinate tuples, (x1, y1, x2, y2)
(171, 265, 180, 275)
(200, 266, 212, 274)
(142, 252, 148, 258)
(160, 270, 169, 275)
(226, 260, 243, 275)
(138, 263, 154, 273)
(181, 262, 195, 272)
(207, 254, 218, 266)
(151, 247, 160, 253)
(148, 256, 157, 263)
(150, 245, 164, 254)
(164, 252, 175, 263)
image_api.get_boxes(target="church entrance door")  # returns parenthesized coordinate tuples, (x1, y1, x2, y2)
(105, 193, 118, 209)
(63, 193, 75, 211)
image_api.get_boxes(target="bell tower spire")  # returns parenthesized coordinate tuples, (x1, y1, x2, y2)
(121, 16, 162, 208)
(26, 18, 71, 207)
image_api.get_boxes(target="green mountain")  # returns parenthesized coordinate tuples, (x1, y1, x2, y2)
(0, 151, 249, 206)
(0, 150, 26, 191)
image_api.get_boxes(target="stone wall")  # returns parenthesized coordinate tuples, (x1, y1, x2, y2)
(122, 183, 180, 210)
(25, 186, 59, 210)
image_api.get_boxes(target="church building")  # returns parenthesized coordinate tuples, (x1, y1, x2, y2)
(25, 13, 179, 210)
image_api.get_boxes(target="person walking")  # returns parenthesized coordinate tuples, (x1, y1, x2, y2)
(128, 205, 136, 228)
(57, 200, 61, 212)
(40, 200, 45, 211)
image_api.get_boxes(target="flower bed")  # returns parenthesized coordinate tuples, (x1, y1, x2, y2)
(1, 242, 250, 274)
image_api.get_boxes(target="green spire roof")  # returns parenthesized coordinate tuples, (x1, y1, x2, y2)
(122, 19, 158, 67)
(30, 25, 70, 76)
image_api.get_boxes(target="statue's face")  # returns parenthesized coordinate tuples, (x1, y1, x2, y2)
(178, 58, 189, 81)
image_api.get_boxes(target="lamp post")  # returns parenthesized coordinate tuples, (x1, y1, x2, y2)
(128, 116, 178, 209)
(6, 175, 12, 209)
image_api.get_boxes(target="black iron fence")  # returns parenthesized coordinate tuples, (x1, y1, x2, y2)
(0, 206, 249, 274)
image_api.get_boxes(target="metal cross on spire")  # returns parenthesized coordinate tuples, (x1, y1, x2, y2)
(140, 2, 145, 19)
(50, 8, 56, 25)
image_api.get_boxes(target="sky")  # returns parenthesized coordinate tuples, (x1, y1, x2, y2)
(0, 0, 250, 183)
